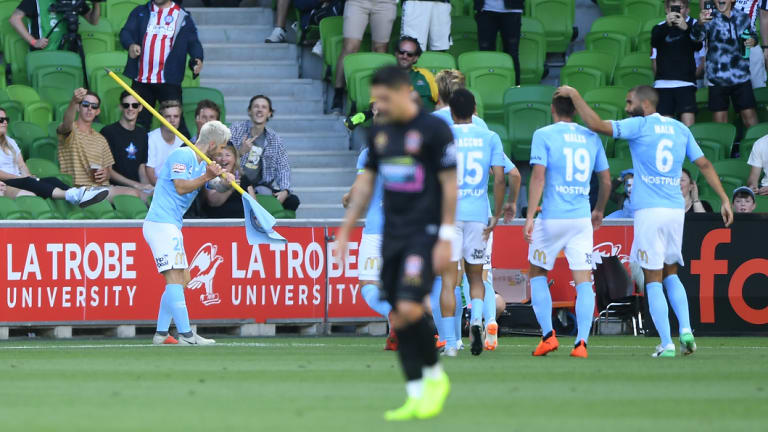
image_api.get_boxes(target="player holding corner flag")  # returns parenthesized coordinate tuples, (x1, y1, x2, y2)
(557, 84, 734, 358)
(335, 66, 455, 421)
(144, 121, 235, 346)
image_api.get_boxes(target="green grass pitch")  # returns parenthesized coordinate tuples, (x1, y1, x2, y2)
(1, 336, 766, 431)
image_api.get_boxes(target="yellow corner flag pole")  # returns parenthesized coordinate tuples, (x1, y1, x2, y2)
(106, 69, 247, 196)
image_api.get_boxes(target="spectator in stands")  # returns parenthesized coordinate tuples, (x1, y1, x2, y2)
(146, 100, 184, 185)
(120, 0, 202, 137)
(230, 95, 300, 211)
(10, 0, 99, 50)
(265, 0, 332, 43)
(747, 132, 768, 194)
(101, 91, 153, 196)
(681, 168, 712, 213)
(605, 169, 634, 219)
(332, 0, 398, 113)
(432, 69, 488, 126)
(400, 0, 451, 52)
(191, 99, 221, 142)
(202, 143, 244, 218)
(395, 36, 438, 111)
(652, 1, 703, 127)
(58, 88, 140, 200)
(474, 0, 523, 86)
(693, 0, 759, 128)
(733, 185, 757, 212)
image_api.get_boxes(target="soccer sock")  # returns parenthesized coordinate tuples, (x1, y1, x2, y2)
(165, 284, 191, 335)
(663, 274, 692, 334)
(441, 317, 455, 350)
(429, 278, 444, 341)
(413, 315, 439, 368)
(454, 286, 463, 343)
(530, 276, 553, 336)
(470, 298, 483, 325)
(395, 320, 425, 383)
(361, 284, 392, 318)
(483, 280, 496, 325)
(156, 287, 173, 333)
(646, 282, 673, 347)
(574, 282, 595, 344)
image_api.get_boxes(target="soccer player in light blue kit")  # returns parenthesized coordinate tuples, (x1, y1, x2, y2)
(560, 84, 734, 357)
(525, 95, 611, 359)
(439, 89, 514, 357)
(144, 121, 235, 346)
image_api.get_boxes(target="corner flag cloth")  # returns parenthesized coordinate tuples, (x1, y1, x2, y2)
(242, 194, 287, 245)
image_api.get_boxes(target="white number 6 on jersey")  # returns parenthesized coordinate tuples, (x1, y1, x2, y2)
(656, 139, 674, 173)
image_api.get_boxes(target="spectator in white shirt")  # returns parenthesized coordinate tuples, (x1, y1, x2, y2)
(146, 100, 184, 185)
(747, 134, 768, 195)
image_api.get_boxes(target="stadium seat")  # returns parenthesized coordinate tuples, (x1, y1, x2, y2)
(26, 51, 84, 90)
(1, 19, 30, 85)
(29, 137, 59, 164)
(613, 52, 654, 87)
(689, 122, 737, 161)
(584, 86, 629, 118)
(755, 195, 768, 212)
(504, 84, 556, 106)
(6, 84, 41, 106)
(49, 199, 86, 220)
(486, 122, 512, 157)
(623, 0, 665, 21)
(560, 65, 605, 95)
(638, 17, 665, 55)
(0, 100, 24, 123)
(585, 31, 631, 60)
(519, 17, 547, 84)
(113, 195, 148, 219)
(0, 196, 27, 219)
(182, 87, 227, 123)
(344, 53, 397, 112)
(86, 51, 129, 94)
(503, 87, 553, 161)
(53, 173, 73, 187)
(613, 139, 631, 159)
(415, 52, 457, 76)
(459, 51, 515, 121)
(607, 157, 634, 180)
(79, 17, 115, 53)
(24, 101, 54, 130)
(181, 56, 201, 89)
(98, 84, 129, 125)
(695, 87, 716, 123)
(8, 121, 47, 153)
(83, 199, 119, 219)
(739, 123, 768, 161)
(563, 50, 616, 83)
(106, 0, 143, 31)
(528, 0, 575, 53)
(596, 0, 623, 15)
(589, 15, 643, 48)
(448, 16, 479, 58)
(15, 196, 57, 220)
(319, 16, 344, 77)
(469, 89, 485, 118)
(713, 159, 750, 193)
(754, 87, 768, 123)
(25, 157, 60, 178)
(256, 194, 286, 217)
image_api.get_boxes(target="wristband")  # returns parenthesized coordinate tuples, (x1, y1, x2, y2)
(762, 45, 768, 49)
(438, 224, 456, 241)
(29, 39, 37, 47)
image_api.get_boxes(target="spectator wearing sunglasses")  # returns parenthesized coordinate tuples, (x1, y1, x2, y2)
(101, 91, 153, 196)
(395, 36, 438, 111)
(146, 100, 184, 185)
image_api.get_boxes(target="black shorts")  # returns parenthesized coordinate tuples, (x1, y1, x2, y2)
(380, 234, 437, 307)
(656, 86, 697, 116)
(708, 81, 757, 112)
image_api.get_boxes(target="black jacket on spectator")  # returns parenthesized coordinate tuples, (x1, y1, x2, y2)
(652, 17, 703, 84)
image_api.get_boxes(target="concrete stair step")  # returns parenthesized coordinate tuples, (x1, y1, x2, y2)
(228, 115, 348, 134)
(225, 96, 322, 117)
(292, 187, 348, 205)
(296, 204, 346, 220)
(203, 43, 297, 61)
(201, 78, 323, 98)
(279, 132, 349, 151)
(291, 167, 357, 187)
(287, 151, 358, 168)
(187, 7, 273, 26)
(197, 25, 274, 43)
(203, 60, 298, 80)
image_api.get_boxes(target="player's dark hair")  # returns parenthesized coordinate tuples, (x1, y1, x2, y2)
(449, 88, 476, 121)
(733, 190, 755, 202)
(247, 95, 274, 118)
(371, 66, 411, 89)
(195, 99, 221, 119)
(552, 95, 575, 118)
(85, 90, 101, 106)
(681, 167, 692, 182)
(119, 90, 133, 104)
(398, 35, 423, 57)
(631, 85, 659, 108)
(159, 99, 181, 115)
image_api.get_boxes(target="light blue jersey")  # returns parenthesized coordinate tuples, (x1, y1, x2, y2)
(611, 114, 703, 210)
(356, 147, 384, 235)
(453, 123, 506, 223)
(502, 153, 515, 174)
(145, 147, 207, 229)
(432, 107, 489, 129)
(531, 122, 609, 219)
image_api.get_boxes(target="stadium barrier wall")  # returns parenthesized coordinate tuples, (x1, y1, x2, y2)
(0, 216, 764, 335)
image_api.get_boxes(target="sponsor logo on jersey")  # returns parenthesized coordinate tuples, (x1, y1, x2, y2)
(364, 256, 382, 272)
(155, 255, 169, 268)
(637, 249, 649, 264)
(404, 130, 423, 155)
(172, 163, 187, 173)
(403, 255, 423, 286)
(374, 132, 388, 153)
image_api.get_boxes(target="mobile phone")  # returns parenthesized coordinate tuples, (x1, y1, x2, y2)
(671, 5, 681, 13)
(704, 1, 715, 10)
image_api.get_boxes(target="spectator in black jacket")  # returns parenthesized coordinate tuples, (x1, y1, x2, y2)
(475, 0, 523, 86)
(652, 0, 703, 126)
(119, 0, 203, 137)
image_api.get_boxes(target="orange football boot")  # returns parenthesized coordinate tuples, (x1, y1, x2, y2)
(435, 335, 447, 350)
(532, 330, 559, 356)
(385, 329, 399, 351)
(484, 322, 498, 351)
(570, 340, 588, 358)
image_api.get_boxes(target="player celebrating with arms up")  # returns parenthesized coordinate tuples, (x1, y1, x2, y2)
(144, 121, 235, 346)
(526, 95, 611, 359)
(558, 85, 733, 357)
(336, 66, 456, 421)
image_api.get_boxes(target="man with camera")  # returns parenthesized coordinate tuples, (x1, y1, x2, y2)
(693, 0, 759, 129)
(10, 0, 101, 50)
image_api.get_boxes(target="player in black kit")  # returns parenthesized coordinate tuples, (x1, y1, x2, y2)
(336, 66, 457, 421)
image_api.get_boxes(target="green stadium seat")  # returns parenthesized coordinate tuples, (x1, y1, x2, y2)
(181, 56, 200, 88)
(519, 17, 547, 84)
(695, 87, 715, 123)
(86, 51, 129, 93)
(613, 52, 654, 87)
(459, 51, 515, 121)
(53, 173, 73, 187)
(528, 0, 575, 53)
(638, 17, 665, 55)
(15, 196, 57, 219)
(29, 137, 59, 164)
(0, 64, 7, 89)
(448, 15, 479, 58)
(739, 123, 768, 161)
(504, 100, 552, 161)
(584, 86, 629, 115)
(613, 139, 630, 159)
(1, 19, 30, 85)
(344, 53, 397, 112)
(26, 51, 84, 89)
(84, 199, 119, 219)
(23, 101, 54, 129)
(25, 157, 60, 178)
(182, 87, 227, 123)
(48, 121, 59, 138)
(8, 121, 47, 153)
(6, 84, 41, 105)
(79, 17, 115, 53)
(589, 15, 643, 49)
(755, 195, 768, 213)
(713, 159, 750, 194)
(106, 0, 143, 31)
(0, 101, 24, 123)
(49, 199, 86, 220)
(504, 84, 556, 106)
(415, 52, 457, 76)
(623, 0, 665, 21)
(0, 196, 27, 219)
(607, 157, 634, 181)
(113, 195, 148, 219)
(486, 122, 512, 157)
(256, 194, 286, 217)
(319, 16, 344, 77)
(560, 65, 605, 94)
(596, 0, 623, 15)
(689, 122, 737, 162)
(98, 85, 128, 124)
(564, 50, 616, 83)
(754, 87, 768, 123)
(469, 89, 485, 118)
(585, 31, 631, 61)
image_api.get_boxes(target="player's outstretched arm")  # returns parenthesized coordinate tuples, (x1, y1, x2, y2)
(335, 170, 375, 262)
(504, 167, 522, 223)
(592, 169, 612, 230)
(555, 86, 614, 136)
(695, 157, 734, 227)
(524, 165, 546, 243)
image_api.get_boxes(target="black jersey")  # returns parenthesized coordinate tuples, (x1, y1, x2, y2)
(364, 110, 456, 238)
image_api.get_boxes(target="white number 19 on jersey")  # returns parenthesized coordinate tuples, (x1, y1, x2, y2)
(563, 147, 590, 182)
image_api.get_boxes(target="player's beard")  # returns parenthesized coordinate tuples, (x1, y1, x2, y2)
(627, 106, 644, 117)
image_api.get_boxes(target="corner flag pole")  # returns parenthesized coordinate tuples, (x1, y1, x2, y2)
(105, 69, 247, 196)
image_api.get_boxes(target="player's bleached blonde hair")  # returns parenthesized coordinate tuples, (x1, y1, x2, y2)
(436, 69, 466, 105)
(198, 120, 231, 147)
